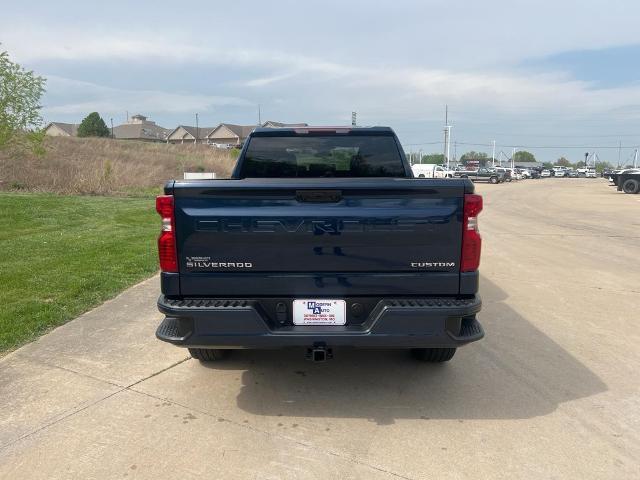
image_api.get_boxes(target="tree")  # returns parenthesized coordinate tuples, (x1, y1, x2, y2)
(556, 157, 572, 167)
(459, 151, 489, 167)
(542, 162, 554, 169)
(594, 161, 613, 173)
(0, 47, 46, 148)
(421, 153, 445, 164)
(513, 150, 536, 163)
(77, 112, 110, 138)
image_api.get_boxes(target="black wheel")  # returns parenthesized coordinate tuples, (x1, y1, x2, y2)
(489, 176, 498, 184)
(188, 348, 231, 361)
(418, 174, 425, 178)
(411, 348, 456, 362)
(622, 179, 640, 194)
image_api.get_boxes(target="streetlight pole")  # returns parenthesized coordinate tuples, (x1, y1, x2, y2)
(443, 105, 452, 170)
(195, 113, 199, 145)
(491, 140, 496, 167)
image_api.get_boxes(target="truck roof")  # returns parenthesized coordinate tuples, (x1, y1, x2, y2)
(250, 126, 395, 136)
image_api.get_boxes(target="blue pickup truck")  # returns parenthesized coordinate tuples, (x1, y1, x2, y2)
(155, 127, 484, 363)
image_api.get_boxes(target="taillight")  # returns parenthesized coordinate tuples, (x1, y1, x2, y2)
(461, 193, 483, 272)
(155, 195, 178, 273)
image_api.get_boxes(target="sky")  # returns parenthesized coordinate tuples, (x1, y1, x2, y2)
(2, 0, 640, 164)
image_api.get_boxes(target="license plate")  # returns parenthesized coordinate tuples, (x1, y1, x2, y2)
(293, 299, 346, 326)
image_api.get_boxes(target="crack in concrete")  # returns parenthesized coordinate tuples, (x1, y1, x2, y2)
(127, 384, 415, 480)
(0, 356, 190, 452)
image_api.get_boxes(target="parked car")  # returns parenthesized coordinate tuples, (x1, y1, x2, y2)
(493, 167, 513, 182)
(455, 167, 504, 184)
(541, 169, 551, 178)
(553, 166, 569, 177)
(566, 170, 579, 178)
(411, 163, 454, 178)
(585, 169, 598, 178)
(601, 168, 615, 178)
(519, 168, 535, 179)
(529, 169, 541, 179)
(617, 171, 640, 194)
(155, 126, 485, 363)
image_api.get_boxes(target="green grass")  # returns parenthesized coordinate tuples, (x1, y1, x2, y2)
(0, 193, 159, 353)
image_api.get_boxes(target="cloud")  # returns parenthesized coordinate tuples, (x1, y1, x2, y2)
(242, 72, 298, 87)
(42, 76, 252, 117)
(6, 21, 640, 118)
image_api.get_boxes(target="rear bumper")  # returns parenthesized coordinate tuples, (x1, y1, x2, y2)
(156, 295, 483, 349)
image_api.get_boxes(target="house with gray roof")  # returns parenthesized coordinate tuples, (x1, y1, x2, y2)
(44, 122, 79, 137)
(112, 114, 170, 142)
(166, 125, 216, 144)
(203, 123, 257, 147)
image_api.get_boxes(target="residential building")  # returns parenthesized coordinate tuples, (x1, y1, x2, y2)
(204, 123, 257, 147)
(44, 122, 79, 137)
(166, 125, 216, 144)
(112, 114, 171, 142)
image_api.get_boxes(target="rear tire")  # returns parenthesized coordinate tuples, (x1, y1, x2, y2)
(489, 176, 498, 184)
(188, 348, 231, 362)
(411, 348, 456, 362)
(622, 179, 640, 194)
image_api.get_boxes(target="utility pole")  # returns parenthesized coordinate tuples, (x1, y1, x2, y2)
(351, 111, 357, 127)
(618, 140, 622, 167)
(258, 104, 261, 126)
(634, 148, 638, 168)
(443, 105, 452, 170)
(110, 118, 114, 139)
(511, 147, 516, 169)
(195, 113, 199, 145)
(491, 140, 496, 167)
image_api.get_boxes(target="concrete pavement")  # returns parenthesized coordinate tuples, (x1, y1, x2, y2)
(1, 178, 639, 479)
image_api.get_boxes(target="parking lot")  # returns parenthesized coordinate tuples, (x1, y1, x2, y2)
(1, 178, 638, 479)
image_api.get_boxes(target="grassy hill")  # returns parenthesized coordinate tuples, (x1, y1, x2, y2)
(0, 137, 237, 195)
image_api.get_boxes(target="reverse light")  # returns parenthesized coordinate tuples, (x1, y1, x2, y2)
(155, 195, 178, 273)
(461, 193, 483, 272)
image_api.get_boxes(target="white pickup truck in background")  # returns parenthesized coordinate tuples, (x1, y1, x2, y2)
(411, 163, 455, 178)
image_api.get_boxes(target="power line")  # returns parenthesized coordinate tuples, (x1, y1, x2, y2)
(403, 141, 443, 146)
(458, 131, 640, 138)
(456, 141, 640, 149)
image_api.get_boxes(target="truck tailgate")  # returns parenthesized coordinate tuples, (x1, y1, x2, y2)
(170, 178, 469, 296)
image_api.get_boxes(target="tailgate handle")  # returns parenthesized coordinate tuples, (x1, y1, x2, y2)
(296, 190, 342, 203)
